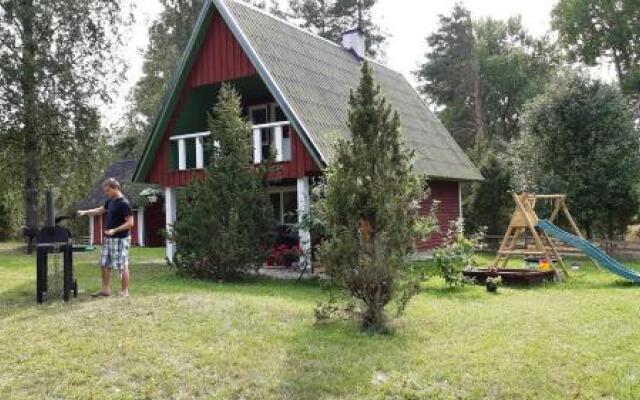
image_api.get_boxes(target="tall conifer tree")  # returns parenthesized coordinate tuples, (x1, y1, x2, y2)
(316, 63, 435, 332)
(172, 84, 273, 280)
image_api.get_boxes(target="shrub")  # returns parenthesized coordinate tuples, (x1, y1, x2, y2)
(433, 219, 480, 287)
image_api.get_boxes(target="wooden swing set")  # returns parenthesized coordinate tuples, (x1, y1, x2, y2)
(492, 193, 592, 277)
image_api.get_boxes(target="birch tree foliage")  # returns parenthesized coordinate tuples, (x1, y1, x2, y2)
(0, 0, 127, 231)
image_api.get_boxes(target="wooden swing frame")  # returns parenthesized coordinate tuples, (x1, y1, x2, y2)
(492, 193, 589, 277)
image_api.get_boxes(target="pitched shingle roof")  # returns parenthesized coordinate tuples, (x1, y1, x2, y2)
(78, 160, 149, 209)
(133, 0, 482, 182)
(223, 0, 481, 180)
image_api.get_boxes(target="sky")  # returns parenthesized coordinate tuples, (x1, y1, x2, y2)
(376, 0, 558, 79)
(110, 0, 614, 125)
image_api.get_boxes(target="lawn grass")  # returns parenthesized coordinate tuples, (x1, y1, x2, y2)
(1, 242, 639, 399)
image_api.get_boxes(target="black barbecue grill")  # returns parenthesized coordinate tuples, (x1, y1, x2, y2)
(36, 190, 92, 303)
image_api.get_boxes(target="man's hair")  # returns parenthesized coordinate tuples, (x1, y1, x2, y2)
(102, 178, 121, 191)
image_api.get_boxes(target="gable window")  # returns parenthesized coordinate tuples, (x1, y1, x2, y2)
(249, 103, 291, 164)
(169, 132, 210, 171)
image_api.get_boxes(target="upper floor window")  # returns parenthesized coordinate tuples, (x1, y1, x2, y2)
(168, 103, 291, 171)
(249, 103, 291, 164)
(168, 132, 211, 171)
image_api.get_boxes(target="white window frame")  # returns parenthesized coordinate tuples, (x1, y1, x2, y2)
(170, 131, 211, 171)
(249, 103, 291, 164)
(268, 186, 297, 226)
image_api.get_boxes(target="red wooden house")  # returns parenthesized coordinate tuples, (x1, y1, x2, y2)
(132, 0, 482, 262)
(79, 160, 165, 247)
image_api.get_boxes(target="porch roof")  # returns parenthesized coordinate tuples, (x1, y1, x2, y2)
(78, 160, 156, 210)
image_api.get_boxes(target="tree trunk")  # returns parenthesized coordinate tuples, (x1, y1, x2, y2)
(472, 77, 485, 162)
(585, 222, 593, 240)
(612, 48, 626, 89)
(361, 301, 386, 332)
(20, 0, 40, 234)
(357, 0, 364, 30)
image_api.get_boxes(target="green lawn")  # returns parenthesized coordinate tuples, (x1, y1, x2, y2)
(1, 243, 639, 399)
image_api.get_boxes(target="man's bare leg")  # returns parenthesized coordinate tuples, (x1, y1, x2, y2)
(120, 267, 129, 297)
(101, 267, 112, 295)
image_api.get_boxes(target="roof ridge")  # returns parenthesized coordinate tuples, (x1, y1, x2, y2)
(227, 0, 391, 70)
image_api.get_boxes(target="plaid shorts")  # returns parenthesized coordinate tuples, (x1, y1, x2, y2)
(100, 237, 130, 271)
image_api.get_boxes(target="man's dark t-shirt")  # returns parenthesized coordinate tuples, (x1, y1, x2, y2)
(104, 197, 132, 238)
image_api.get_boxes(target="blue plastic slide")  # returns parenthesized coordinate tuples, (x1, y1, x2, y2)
(536, 219, 640, 284)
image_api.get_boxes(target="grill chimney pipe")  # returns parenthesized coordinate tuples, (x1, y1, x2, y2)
(45, 190, 55, 229)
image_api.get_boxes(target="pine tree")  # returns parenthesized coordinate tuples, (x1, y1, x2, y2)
(415, 5, 481, 154)
(172, 84, 273, 280)
(316, 63, 435, 332)
(416, 5, 558, 157)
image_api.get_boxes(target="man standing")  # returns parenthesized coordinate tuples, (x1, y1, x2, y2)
(78, 178, 134, 297)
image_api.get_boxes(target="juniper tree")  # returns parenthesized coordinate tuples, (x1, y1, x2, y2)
(316, 63, 435, 332)
(172, 84, 273, 280)
(464, 153, 514, 236)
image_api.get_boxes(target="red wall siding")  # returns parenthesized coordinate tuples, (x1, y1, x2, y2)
(130, 211, 139, 246)
(147, 12, 254, 187)
(145, 12, 320, 186)
(268, 127, 321, 180)
(416, 181, 461, 251)
(188, 13, 255, 87)
(93, 211, 143, 246)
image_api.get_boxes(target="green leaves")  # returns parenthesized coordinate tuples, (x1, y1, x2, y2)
(0, 0, 125, 229)
(553, 0, 640, 95)
(514, 72, 640, 238)
(433, 220, 477, 287)
(416, 6, 557, 157)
